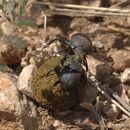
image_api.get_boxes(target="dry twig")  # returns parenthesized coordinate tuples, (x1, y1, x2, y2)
(108, 88, 130, 113)
(50, 8, 130, 17)
(36, 2, 130, 13)
(101, 26, 130, 37)
(88, 72, 130, 118)
(41, 11, 47, 45)
(96, 96, 100, 112)
(80, 102, 106, 130)
(110, 0, 128, 8)
(35, 2, 130, 17)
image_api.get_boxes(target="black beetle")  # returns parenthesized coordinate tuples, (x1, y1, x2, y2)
(48, 33, 92, 91)
(59, 57, 86, 90)
(48, 33, 92, 55)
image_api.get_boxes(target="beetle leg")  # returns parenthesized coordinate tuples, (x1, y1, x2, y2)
(83, 55, 88, 72)
(48, 38, 69, 46)
(53, 80, 60, 87)
(47, 68, 55, 76)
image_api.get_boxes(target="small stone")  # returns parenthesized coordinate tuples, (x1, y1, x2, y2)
(0, 35, 28, 65)
(96, 63, 113, 82)
(102, 101, 121, 120)
(87, 53, 105, 76)
(121, 68, 130, 84)
(17, 64, 37, 98)
(82, 82, 97, 104)
(53, 120, 61, 127)
(92, 40, 104, 49)
(108, 48, 130, 72)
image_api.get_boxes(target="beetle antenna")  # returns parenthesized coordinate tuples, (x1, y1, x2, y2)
(47, 38, 69, 46)
(45, 38, 74, 57)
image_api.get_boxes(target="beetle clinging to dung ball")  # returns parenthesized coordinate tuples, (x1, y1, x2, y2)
(32, 33, 93, 111)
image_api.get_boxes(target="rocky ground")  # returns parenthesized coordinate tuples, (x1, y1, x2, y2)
(1, 0, 130, 130)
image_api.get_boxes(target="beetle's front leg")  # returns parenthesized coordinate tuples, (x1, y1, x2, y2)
(47, 68, 55, 76)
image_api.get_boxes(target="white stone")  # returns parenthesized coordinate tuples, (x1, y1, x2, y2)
(121, 68, 130, 84)
(102, 101, 121, 120)
(17, 64, 36, 98)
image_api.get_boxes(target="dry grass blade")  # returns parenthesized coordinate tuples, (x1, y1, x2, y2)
(41, 12, 47, 45)
(36, 2, 130, 13)
(36, 2, 130, 17)
(108, 88, 130, 113)
(51, 8, 130, 17)
(101, 26, 130, 37)
(110, 0, 128, 8)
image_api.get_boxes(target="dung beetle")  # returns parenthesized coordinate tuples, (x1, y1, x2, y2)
(32, 33, 92, 111)
(48, 33, 92, 91)
(59, 57, 86, 91)
(48, 33, 92, 55)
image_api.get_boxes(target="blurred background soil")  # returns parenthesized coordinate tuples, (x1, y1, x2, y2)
(1, 0, 130, 130)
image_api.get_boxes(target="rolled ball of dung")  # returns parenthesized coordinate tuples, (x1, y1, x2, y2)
(32, 56, 85, 111)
